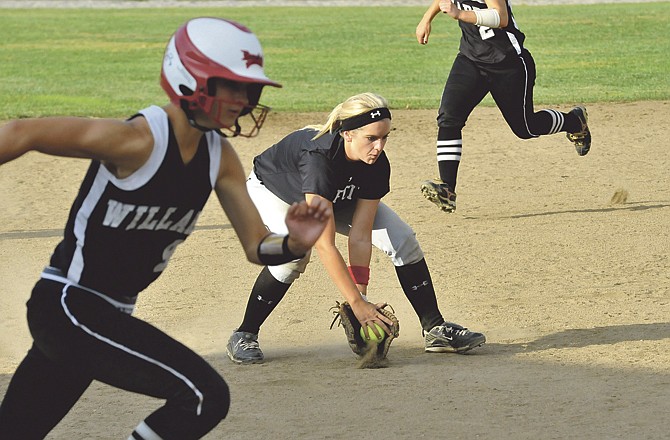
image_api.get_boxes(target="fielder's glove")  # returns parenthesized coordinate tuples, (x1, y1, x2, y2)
(329, 301, 400, 368)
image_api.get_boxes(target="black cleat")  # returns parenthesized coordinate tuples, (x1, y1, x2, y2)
(421, 179, 457, 213)
(425, 322, 486, 353)
(566, 106, 591, 156)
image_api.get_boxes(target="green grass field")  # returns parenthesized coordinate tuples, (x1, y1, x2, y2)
(0, 3, 668, 118)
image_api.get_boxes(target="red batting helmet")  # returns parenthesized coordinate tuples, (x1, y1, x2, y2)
(160, 17, 281, 136)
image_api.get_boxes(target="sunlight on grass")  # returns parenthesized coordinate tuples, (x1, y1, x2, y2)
(0, 3, 668, 118)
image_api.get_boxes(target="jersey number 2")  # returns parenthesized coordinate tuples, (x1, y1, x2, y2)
(479, 26, 495, 40)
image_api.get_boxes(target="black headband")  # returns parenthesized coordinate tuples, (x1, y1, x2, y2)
(340, 107, 392, 131)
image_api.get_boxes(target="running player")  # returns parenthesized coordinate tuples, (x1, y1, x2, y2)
(0, 17, 331, 439)
(225, 92, 486, 365)
(416, 0, 592, 212)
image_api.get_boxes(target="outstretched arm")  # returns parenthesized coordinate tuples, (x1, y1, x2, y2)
(306, 193, 393, 336)
(0, 116, 153, 176)
(283, 197, 332, 255)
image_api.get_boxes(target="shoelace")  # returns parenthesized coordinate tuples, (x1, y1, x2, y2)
(238, 338, 260, 351)
(422, 324, 470, 337)
(443, 326, 470, 337)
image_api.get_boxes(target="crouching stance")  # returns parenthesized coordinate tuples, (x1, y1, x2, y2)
(226, 93, 485, 365)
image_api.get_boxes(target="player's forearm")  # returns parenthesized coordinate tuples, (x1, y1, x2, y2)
(347, 236, 372, 268)
(317, 244, 366, 305)
(485, 0, 509, 27)
(347, 239, 372, 297)
(449, 9, 502, 28)
(421, 0, 443, 22)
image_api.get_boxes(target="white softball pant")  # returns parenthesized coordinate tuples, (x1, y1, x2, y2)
(247, 172, 424, 283)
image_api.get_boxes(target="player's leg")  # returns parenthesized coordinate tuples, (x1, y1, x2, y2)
(226, 173, 309, 364)
(491, 49, 591, 154)
(227, 265, 293, 364)
(115, 323, 229, 440)
(423, 53, 489, 212)
(0, 343, 93, 438)
(116, 327, 229, 440)
(12, 279, 230, 439)
(340, 203, 485, 353)
(336, 203, 441, 328)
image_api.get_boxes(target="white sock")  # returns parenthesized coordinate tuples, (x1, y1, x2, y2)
(128, 421, 163, 440)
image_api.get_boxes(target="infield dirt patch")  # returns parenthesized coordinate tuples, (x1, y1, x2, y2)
(1, 101, 669, 439)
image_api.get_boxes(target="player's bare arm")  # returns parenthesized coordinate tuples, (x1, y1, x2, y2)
(484, 0, 509, 26)
(347, 198, 379, 295)
(304, 194, 356, 303)
(214, 143, 331, 264)
(306, 193, 393, 333)
(214, 139, 272, 264)
(0, 116, 153, 177)
(416, 0, 442, 44)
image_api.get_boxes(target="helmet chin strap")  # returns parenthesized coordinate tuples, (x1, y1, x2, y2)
(189, 118, 217, 133)
(217, 121, 242, 138)
(181, 102, 216, 133)
(181, 104, 244, 138)
(180, 100, 267, 138)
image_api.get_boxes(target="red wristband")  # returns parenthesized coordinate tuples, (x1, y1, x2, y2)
(348, 265, 370, 285)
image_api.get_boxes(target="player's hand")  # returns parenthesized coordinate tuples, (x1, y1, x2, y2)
(284, 198, 332, 255)
(439, 0, 460, 19)
(351, 299, 393, 337)
(416, 19, 431, 44)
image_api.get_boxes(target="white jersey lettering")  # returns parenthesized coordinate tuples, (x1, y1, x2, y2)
(155, 207, 178, 231)
(184, 211, 201, 235)
(168, 210, 195, 234)
(126, 205, 149, 230)
(102, 199, 200, 232)
(333, 184, 356, 204)
(103, 200, 135, 228)
(137, 206, 161, 230)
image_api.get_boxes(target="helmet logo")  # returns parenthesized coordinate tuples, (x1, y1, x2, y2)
(242, 50, 263, 68)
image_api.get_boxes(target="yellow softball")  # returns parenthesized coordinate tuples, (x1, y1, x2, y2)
(360, 323, 385, 344)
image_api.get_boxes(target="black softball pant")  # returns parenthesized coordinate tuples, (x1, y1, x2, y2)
(437, 49, 558, 139)
(0, 279, 229, 439)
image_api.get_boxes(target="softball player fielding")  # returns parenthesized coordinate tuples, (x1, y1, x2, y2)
(225, 93, 486, 365)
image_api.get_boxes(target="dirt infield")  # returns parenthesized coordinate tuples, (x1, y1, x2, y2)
(1, 101, 669, 439)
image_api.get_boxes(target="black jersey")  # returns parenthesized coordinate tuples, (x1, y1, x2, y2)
(48, 105, 222, 300)
(252, 128, 390, 211)
(455, 0, 525, 64)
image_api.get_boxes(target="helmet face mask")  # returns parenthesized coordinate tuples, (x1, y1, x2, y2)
(197, 94, 271, 138)
(160, 17, 281, 137)
(218, 103, 271, 138)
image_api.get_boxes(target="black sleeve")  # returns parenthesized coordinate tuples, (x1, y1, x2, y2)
(299, 149, 337, 200)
